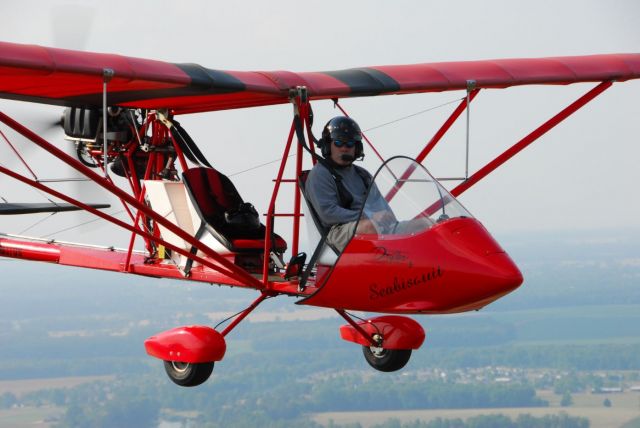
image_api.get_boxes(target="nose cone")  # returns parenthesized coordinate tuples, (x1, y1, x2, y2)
(484, 252, 523, 294)
(443, 219, 523, 307)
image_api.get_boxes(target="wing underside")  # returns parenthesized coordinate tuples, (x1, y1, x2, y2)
(1, 42, 639, 114)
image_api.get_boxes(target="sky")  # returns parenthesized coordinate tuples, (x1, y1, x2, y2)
(0, 0, 639, 253)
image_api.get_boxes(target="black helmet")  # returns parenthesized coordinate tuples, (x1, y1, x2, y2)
(319, 116, 364, 160)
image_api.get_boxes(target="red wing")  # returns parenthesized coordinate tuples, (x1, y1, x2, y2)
(1, 41, 639, 114)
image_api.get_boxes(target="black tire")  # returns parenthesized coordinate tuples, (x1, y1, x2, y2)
(163, 360, 214, 387)
(362, 346, 412, 372)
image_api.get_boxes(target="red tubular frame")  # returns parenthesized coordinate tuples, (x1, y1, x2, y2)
(168, 131, 189, 173)
(0, 111, 263, 289)
(0, 238, 61, 263)
(0, 128, 38, 180)
(0, 80, 615, 297)
(451, 81, 612, 198)
(334, 101, 385, 164)
(0, 165, 243, 276)
(262, 122, 296, 285)
(261, 96, 315, 280)
(220, 292, 271, 336)
(124, 185, 149, 271)
(385, 90, 480, 201)
(124, 143, 142, 197)
(416, 89, 480, 165)
(292, 140, 303, 256)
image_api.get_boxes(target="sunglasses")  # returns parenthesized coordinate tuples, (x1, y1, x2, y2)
(333, 140, 357, 148)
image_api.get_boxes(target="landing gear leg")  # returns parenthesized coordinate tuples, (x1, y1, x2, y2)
(336, 310, 422, 373)
(147, 293, 273, 387)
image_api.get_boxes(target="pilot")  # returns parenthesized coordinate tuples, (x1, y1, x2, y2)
(306, 116, 395, 252)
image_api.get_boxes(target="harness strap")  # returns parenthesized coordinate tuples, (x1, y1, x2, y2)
(172, 120, 213, 168)
(293, 114, 368, 210)
(183, 221, 207, 277)
(299, 234, 327, 292)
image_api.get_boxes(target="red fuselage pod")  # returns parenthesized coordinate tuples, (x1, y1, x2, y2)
(300, 156, 522, 314)
(145, 326, 226, 363)
(301, 217, 522, 314)
(340, 315, 426, 349)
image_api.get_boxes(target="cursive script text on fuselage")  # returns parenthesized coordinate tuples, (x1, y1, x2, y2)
(369, 266, 442, 300)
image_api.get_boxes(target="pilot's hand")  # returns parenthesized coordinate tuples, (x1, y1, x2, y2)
(372, 210, 397, 230)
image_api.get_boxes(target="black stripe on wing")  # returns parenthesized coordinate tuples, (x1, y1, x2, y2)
(324, 68, 401, 96)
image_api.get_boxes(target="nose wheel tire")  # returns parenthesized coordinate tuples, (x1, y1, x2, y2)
(362, 346, 412, 372)
(163, 360, 214, 387)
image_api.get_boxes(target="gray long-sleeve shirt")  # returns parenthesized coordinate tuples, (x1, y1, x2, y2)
(306, 162, 389, 229)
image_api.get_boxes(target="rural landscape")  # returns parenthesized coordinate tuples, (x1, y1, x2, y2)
(0, 1, 638, 427)
(1, 228, 639, 427)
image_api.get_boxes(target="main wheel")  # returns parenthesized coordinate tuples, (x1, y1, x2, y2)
(362, 346, 412, 372)
(163, 360, 214, 387)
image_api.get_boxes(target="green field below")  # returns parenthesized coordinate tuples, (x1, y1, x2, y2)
(313, 391, 640, 428)
(0, 406, 64, 428)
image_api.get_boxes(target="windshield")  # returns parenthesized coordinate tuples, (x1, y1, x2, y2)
(355, 156, 472, 238)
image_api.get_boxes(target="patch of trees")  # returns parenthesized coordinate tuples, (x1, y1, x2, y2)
(363, 413, 589, 428)
(415, 343, 640, 371)
(10, 373, 548, 427)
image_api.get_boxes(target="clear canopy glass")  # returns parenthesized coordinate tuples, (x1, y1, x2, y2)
(356, 157, 472, 239)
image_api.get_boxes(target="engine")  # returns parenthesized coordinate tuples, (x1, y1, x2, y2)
(62, 107, 175, 179)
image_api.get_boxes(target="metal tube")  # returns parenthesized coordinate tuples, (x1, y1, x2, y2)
(102, 69, 113, 179)
(124, 186, 148, 271)
(417, 89, 480, 165)
(292, 135, 303, 257)
(0, 232, 146, 253)
(465, 81, 476, 179)
(0, 238, 61, 263)
(0, 164, 240, 279)
(35, 178, 90, 183)
(385, 89, 480, 202)
(335, 309, 377, 346)
(0, 111, 263, 288)
(168, 131, 189, 173)
(262, 121, 296, 285)
(0, 128, 38, 180)
(220, 292, 270, 337)
(451, 81, 612, 198)
(335, 101, 385, 163)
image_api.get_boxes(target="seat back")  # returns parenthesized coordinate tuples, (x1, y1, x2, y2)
(183, 167, 287, 254)
(299, 170, 338, 265)
(144, 180, 232, 270)
(182, 167, 244, 232)
(298, 170, 329, 235)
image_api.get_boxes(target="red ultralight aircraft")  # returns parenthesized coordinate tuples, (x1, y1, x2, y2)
(0, 41, 638, 386)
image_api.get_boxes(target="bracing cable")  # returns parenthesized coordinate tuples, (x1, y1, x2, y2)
(213, 295, 274, 330)
(226, 97, 464, 178)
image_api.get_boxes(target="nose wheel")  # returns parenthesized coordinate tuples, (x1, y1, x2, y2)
(362, 346, 412, 372)
(163, 360, 214, 387)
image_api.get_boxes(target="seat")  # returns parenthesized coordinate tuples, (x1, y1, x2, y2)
(298, 170, 339, 265)
(182, 167, 287, 253)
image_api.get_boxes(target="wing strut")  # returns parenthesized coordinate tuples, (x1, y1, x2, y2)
(0, 202, 109, 215)
(333, 100, 386, 164)
(451, 80, 612, 197)
(102, 68, 113, 179)
(0, 111, 264, 289)
(385, 88, 480, 202)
